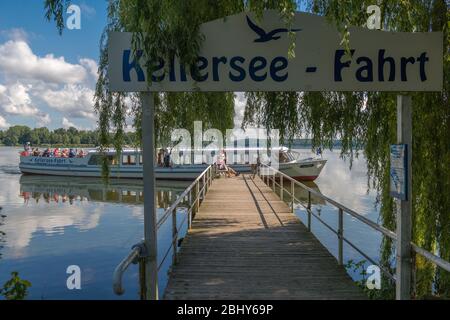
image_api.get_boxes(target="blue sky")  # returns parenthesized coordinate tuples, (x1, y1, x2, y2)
(0, 0, 107, 130)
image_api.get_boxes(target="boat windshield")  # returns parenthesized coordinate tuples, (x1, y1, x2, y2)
(287, 150, 301, 161)
(279, 150, 302, 163)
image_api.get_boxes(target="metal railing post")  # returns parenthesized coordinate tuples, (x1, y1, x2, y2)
(172, 207, 177, 265)
(196, 180, 200, 214)
(202, 174, 206, 199)
(291, 182, 295, 214)
(188, 190, 192, 230)
(280, 176, 284, 201)
(272, 171, 276, 192)
(338, 208, 343, 265)
(307, 191, 311, 231)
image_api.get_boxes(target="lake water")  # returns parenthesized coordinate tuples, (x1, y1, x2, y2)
(0, 146, 382, 299)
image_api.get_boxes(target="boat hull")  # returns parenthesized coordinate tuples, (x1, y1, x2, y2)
(19, 156, 326, 181)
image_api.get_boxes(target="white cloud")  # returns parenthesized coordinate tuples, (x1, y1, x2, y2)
(37, 113, 52, 127)
(0, 83, 39, 115)
(79, 58, 98, 79)
(62, 117, 79, 129)
(0, 38, 99, 129)
(0, 40, 87, 84)
(0, 115, 10, 129)
(0, 83, 51, 126)
(0, 28, 29, 42)
(38, 84, 96, 120)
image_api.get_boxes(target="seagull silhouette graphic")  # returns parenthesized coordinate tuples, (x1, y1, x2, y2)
(246, 15, 301, 43)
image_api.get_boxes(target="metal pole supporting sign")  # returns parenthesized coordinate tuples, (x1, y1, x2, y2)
(142, 92, 158, 300)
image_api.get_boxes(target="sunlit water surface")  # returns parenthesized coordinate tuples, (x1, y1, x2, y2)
(0, 147, 382, 299)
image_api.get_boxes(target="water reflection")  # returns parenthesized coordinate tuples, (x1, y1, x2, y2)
(19, 175, 189, 207)
(0, 168, 190, 299)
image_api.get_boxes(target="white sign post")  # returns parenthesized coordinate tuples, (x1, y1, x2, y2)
(395, 95, 413, 300)
(107, 10, 443, 300)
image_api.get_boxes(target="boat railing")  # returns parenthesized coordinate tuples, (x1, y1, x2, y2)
(258, 164, 450, 285)
(113, 164, 216, 297)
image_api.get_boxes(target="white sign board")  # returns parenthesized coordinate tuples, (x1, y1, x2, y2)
(108, 10, 443, 92)
(390, 144, 408, 200)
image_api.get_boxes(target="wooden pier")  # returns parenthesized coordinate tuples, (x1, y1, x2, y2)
(164, 175, 365, 300)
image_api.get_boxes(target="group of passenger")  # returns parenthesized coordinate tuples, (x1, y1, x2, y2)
(157, 148, 172, 167)
(20, 142, 86, 158)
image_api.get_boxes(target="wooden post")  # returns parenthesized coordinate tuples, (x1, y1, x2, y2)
(338, 208, 344, 265)
(172, 207, 177, 265)
(141, 92, 158, 300)
(396, 95, 412, 300)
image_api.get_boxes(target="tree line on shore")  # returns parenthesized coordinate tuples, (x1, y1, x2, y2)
(0, 125, 137, 147)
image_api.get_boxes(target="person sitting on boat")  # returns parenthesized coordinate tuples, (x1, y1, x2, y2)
(61, 149, 69, 158)
(163, 149, 172, 168)
(42, 148, 51, 157)
(53, 148, 60, 157)
(157, 148, 165, 167)
(32, 148, 40, 156)
(77, 149, 85, 157)
(23, 142, 31, 152)
(69, 148, 76, 158)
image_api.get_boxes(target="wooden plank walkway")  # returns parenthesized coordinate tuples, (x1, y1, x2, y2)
(164, 175, 365, 299)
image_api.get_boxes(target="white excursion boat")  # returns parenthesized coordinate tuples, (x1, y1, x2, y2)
(19, 147, 326, 181)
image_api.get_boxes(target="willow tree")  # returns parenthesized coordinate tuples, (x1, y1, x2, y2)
(44, 0, 449, 298)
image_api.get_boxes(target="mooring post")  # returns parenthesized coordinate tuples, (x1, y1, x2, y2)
(141, 92, 158, 300)
(396, 95, 412, 300)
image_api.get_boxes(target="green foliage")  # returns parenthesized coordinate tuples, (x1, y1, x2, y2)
(345, 259, 395, 300)
(0, 272, 31, 300)
(0, 125, 136, 147)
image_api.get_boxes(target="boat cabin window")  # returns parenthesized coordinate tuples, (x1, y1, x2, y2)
(122, 154, 137, 165)
(88, 155, 118, 165)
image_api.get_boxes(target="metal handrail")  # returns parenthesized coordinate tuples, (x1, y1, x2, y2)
(259, 164, 450, 277)
(113, 164, 215, 296)
(113, 244, 142, 295)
